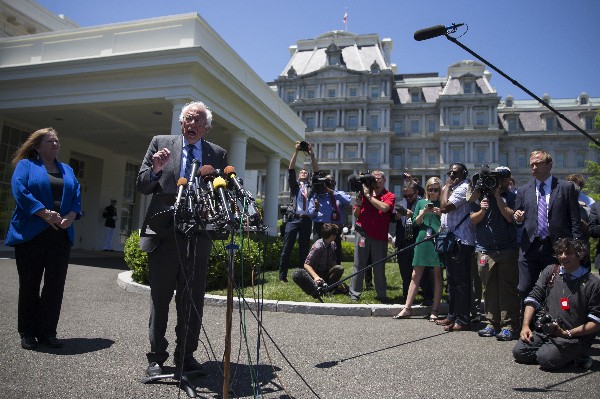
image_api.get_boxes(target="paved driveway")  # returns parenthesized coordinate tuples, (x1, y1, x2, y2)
(0, 252, 598, 398)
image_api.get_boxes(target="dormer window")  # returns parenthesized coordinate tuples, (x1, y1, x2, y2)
(410, 90, 421, 103)
(326, 42, 344, 66)
(505, 97, 513, 107)
(463, 81, 474, 94)
(545, 115, 556, 131)
(287, 66, 297, 79)
(579, 92, 589, 105)
(370, 60, 380, 74)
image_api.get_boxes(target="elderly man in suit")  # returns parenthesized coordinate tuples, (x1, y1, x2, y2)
(514, 150, 581, 304)
(136, 101, 227, 377)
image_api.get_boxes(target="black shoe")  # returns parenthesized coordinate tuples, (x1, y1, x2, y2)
(39, 337, 63, 348)
(375, 296, 392, 304)
(21, 336, 38, 350)
(174, 358, 207, 375)
(279, 277, 288, 283)
(146, 362, 163, 377)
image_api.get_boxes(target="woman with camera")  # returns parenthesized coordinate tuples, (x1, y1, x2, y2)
(393, 177, 443, 321)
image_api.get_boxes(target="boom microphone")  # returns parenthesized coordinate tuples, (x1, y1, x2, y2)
(414, 23, 464, 41)
(174, 177, 188, 208)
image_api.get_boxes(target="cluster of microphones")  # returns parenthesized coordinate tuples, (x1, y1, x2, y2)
(173, 161, 263, 234)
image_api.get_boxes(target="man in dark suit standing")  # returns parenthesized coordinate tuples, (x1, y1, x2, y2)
(514, 150, 581, 302)
(136, 101, 227, 377)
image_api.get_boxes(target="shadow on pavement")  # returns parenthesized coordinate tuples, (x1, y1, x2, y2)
(34, 337, 114, 355)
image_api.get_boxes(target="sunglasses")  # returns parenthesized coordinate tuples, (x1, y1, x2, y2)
(427, 188, 440, 192)
(446, 171, 462, 176)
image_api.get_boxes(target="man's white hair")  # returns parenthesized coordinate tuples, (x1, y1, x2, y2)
(179, 101, 213, 128)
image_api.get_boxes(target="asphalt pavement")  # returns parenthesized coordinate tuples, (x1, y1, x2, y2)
(0, 249, 598, 399)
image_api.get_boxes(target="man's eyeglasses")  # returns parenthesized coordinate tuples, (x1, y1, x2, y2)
(427, 188, 440, 193)
(184, 114, 206, 124)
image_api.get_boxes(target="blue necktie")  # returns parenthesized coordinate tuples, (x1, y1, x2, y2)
(537, 182, 549, 239)
(183, 144, 195, 179)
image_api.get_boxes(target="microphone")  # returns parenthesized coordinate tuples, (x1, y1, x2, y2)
(174, 177, 188, 208)
(200, 164, 216, 183)
(213, 176, 234, 223)
(223, 165, 244, 193)
(414, 23, 464, 41)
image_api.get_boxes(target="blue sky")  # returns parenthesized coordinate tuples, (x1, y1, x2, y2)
(36, 0, 600, 101)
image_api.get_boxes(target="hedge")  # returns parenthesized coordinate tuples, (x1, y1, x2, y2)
(124, 230, 356, 290)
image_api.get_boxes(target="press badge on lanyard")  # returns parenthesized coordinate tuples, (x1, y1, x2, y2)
(359, 236, 366, 248)
(560, 297, 569, 310)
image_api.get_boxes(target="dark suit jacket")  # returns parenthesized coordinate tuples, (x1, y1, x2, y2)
(136, 135, 227, 252)
(515, 176, 582, 253)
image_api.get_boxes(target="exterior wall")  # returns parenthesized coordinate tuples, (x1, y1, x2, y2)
(274, 32, 600, 205)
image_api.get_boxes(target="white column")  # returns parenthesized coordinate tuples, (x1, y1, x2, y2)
(169, 99, 189, 135)
(265, 154, 281, 236)
(229, 131, 249, 178)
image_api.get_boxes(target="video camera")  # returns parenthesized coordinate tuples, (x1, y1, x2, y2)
(347, 171, 376, 192)
(470, 165, 511, 198)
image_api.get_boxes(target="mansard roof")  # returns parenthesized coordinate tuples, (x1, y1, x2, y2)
(280, 31, 391, 77)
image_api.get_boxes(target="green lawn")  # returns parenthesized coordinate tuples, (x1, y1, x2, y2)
(207, 261, 446, 305)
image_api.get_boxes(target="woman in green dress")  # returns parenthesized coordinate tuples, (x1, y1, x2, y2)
(393, 177, 443, 320)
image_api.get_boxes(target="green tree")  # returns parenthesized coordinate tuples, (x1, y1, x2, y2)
(584, 109, 600, 199)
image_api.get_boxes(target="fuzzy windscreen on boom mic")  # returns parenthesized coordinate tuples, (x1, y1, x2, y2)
(223, 165, 236, 178)
(213, 176, 227, 189)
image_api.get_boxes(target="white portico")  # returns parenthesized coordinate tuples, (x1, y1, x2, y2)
(0, 7, 305, 248)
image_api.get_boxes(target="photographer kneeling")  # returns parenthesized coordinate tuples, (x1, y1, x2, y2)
(292, 223, 345, 299)
(513, 237, 600, 370)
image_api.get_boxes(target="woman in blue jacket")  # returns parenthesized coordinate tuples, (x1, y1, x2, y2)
(5, 127, 82, 350)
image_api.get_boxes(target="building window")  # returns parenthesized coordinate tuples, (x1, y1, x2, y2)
(347, 115, 358, 129)
(427, 151, 437, 165)
(394, 121, 404, 135)
(325, 115, 336, 129)
(120, 162, 138, 243)
(327, 88, 336, 98)
(0, 126, 29, 241)
(517, 152, 527, 168)
(451, 112, 461, 127)
(323, 145, 336, 160)
(505, 98, 513, 107)
(393, 154, 403, 167)
(367, 146, 380, 164)
(463, 82, 474, 94)
(306, 89, 316, 99)
(474, 146, 487, 164)
(410, 120, 420, 135)
(507, 116, 518, 132)
(576, 152, 585, 168)
(369, 115, 379, 130)
(475, 111, 486, 126)
(349, 87, 358, 97)
(580, 96, 588, 105)
(410, 152, 421, 165)
(305, 116, 315, 129)
(285, 90, 295, 103)
(545, 116, 556, 131)
(585, 115, 594, 130)
(499, 152, 508, 167)
(370, 86, 379, 99)
(555, 152, 566, 168)
(427, 119, 436, 133)
(344, 144, 358, 159)
(450, 146, 463, 163)
(411, 90, 421, 103)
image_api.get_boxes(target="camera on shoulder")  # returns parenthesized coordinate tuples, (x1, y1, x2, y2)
(470, 165, 511, 198)
(297, 141, 310, 152)
(347, 171, 376, 192)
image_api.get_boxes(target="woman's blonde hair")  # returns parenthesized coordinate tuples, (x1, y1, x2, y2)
(425, 177, 441, 200)
(11, 127, 58, 167)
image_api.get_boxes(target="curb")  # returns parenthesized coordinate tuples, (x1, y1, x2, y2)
(117, 271, 448, 318)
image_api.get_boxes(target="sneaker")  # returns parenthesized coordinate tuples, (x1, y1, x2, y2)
(496, 329, 515, 341)
(146, 362, 163, 377)
(478, 326, 496, 337)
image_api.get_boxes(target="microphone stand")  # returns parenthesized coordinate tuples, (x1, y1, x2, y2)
(442, 34, 600, 146)
(222, 227, 237, 399)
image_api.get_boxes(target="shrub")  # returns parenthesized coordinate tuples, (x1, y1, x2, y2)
(340, 240, 354, 262)
(123, 230, 149, 284)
